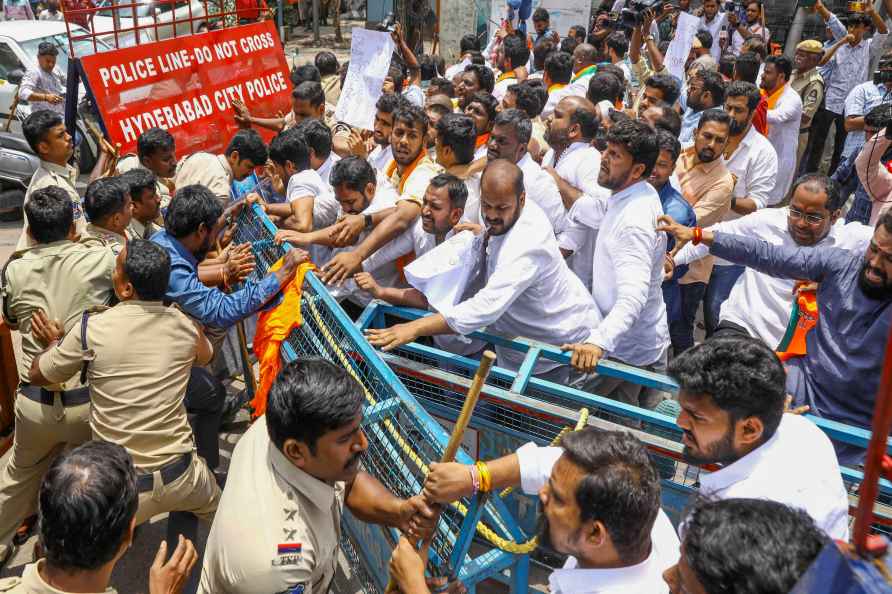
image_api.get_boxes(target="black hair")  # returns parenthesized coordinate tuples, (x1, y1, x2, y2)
(719, 53, 736, 80)
(224, 129, 268, 166)
(38, 41, 59, 57)
(682, 498, 829, 594)
(266, 358, 365, 453)
(560, 429, 661, 563)
(790, 174, 845, 212)
(467, 91, 499, 124)
(292, 80, 326, 108)
(427, 77, 455, 97)
(742, 37, 767, 61)
(725, 80, 761, 111)
(570, 25, 587, 42)
(697, 107, 732, 131)
(587, 72, 624, 105)
(268, 128, 311, 171)
(569, 102, 599, 141)
(605, 31, 629, 58)
(646, 73, 681, 105)
(605, 119, 659, 177)
(669, 336, 786, 445)
(533, 38, 556, 70)
(330, 156, 376, 192)
(468, 51, 486, 65)
(420, 54, 445, 81)
(560, 36, 579, 55)
(388, 63, 406, 93)
(291, 63, 321, 86)
(426, 102, 451, 119)
(545, 51, 573, 84)
(294, 117, 333, 160)
(655, 129, 682, 162)
(695, 30, 714, 51)
(508, 83, 544, 118)
(25, 186, 73, 244)
(393, 103, 430, 135)
(164, 184, 223, 239)
(696, 69, 727, 107)
(314, 51, 339, 77)
(599, 63, 626, 85)
(124, 239, 170, 301)
(460, 33, 480, 53)
(524, 80, 549, 116)
(879, 208, 892, 232)
(646, 101, 683, 137)
(436, 113, 477, 164)
(119, 167, 157, 202)
(532, 6, 549, 22)
(865, 103, 892, 131)
(463, 63, 495, 93)
(493, 108, 533, 145)
(84, 177, 130, 223)
(22, 109, 63, 153)
(376, 91, 406, 114)
(428, 172, 469, 210)
(38, 441, 138, 571)
(503, 34, 531, 69)
(764, 55, 793, 80)
(136, 127, 175, 160)
(734, 52, 761, 83)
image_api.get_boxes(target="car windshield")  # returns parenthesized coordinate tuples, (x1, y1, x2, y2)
(95, 0, 152, 18)
(19, 33, 113, 71)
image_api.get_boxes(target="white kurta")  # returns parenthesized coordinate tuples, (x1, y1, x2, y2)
(765, 84, 803, 205)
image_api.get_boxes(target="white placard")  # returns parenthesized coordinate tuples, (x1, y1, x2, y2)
(664, 11, 700, 81)
(334, 28, 395, 130)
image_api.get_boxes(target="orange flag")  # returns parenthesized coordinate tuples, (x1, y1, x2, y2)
(250, 259, 316, 418)
(777, 288, 818, 363)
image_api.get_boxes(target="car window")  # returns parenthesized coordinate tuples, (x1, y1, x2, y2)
(0, 42, 24, 80)
(155, 0, 191, 14)
(20, 33, 112, 71)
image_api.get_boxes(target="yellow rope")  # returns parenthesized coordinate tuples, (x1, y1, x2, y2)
(304, 291, 590, 555)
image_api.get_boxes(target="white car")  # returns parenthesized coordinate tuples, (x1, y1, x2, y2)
(91, 0, 220, 47)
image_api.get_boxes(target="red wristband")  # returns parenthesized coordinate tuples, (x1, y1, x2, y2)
(692, 227, 703, 246)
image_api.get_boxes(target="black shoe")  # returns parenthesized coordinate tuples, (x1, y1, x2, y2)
(221, 389, 250, 428)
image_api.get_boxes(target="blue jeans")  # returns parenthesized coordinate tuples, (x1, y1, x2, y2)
(703, 265, 744, 337)
(670, 282, 706, 354)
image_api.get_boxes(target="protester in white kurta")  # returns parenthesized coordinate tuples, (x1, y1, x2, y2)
(761, 58, 804, 204)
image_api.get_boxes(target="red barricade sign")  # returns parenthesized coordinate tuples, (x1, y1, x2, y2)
(79, 21, 289, 157)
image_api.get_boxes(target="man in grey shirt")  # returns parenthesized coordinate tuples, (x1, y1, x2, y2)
(659, 209, 892, 466)
(19, 42, 66, 115)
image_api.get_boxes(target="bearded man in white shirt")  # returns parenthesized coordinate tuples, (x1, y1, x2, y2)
(672, 174, 873, 349)
(562, 119, 670, 410)
(669, 336, 849, 540)
(366, 159, 599, 375)
(759, 55, 803, 205)
(397, 429, 679, 594)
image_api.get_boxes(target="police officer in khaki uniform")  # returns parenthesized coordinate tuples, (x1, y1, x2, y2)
(121, 168, 164, 240)
(790, 40, 826, 174)
(199, 359, 436, 594)
(81, 177, 132, 257)
(115, 127, 178, 209)
(0, 441, 198, 594)
(0, 186, 115, 566)
(17, 110, 85, 253)
(29, 240, 221, 552)
(174, 129, 268, 209)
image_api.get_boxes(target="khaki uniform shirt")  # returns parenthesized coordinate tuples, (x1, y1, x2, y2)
(2, 239, 115, 387)
(82, 223, 128, 256)
(790, 68, 825, 129)
(199, 417, 345, 594)
(385, 155, 443, 207)
(38, 301, 203, 471)
(0, 560, 117, 594)
(174, 153, 233, 209)
(116, 154, 173, 208)
(321, 74, 341, 106)
(17, 161, 84, 252)
(127, 217, 162, 240)
(675, 147, 736, 284)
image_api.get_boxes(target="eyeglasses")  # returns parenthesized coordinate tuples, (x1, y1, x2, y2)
(788, 207, 825, 225)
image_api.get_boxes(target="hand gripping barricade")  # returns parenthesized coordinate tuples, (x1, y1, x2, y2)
(232, 204, 543, 594)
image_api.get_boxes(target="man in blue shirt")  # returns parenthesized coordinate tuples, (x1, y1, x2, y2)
(650, 130, 697, 357)
(679, 69, 724, 144)
(152, 184, 309, 474)
(658, 210, 892, 465)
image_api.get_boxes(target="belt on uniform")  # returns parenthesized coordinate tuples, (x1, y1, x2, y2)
(800, 127, 811, 133)
(19, 383, 89, 407)
(136, 453, 192, 493)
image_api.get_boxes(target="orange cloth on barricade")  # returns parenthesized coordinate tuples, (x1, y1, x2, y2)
(250, 259, 316, 418)
(776, 289, 818, 362)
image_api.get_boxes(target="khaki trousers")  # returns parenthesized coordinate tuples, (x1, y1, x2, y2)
(135, 453, 221, 526)
(0, 394, 91, 556)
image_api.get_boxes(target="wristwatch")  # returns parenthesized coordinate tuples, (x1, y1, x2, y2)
(364, 213, 374, 231)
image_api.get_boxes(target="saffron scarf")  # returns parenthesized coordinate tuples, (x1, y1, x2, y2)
(571, 65, 597, 83)
(475, 133, 491, 149)
(759, 84, 785, 135)
(497, 70, 517, 83)
(548, 83, 567, 93)
(250, 259, 316, 418)
(385, 151, 427, 194)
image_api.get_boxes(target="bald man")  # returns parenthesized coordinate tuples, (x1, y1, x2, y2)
(366, 160, 600, 378)
(569, 44, 602, 96)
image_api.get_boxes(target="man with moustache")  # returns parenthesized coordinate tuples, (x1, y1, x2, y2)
(789, 40, 825, 173)
(759, 56, 802, 205)
(199, 359, 436, 594)
(391, 429, 680, 594)
(665, 337, 849, 539)
(116, 127, 178, 209)
(659, 209, 892, 466)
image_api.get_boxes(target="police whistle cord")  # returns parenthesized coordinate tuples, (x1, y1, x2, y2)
(304, 294, 589, 555)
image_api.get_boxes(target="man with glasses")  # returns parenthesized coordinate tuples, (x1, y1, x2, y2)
(667, 174, 872, 350)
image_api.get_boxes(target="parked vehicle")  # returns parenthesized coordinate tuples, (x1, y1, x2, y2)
(90, 0, 221, 47)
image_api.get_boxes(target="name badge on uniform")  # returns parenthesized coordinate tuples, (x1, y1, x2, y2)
(272, 543, 303, 567)
(275, 584, 305, 594)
